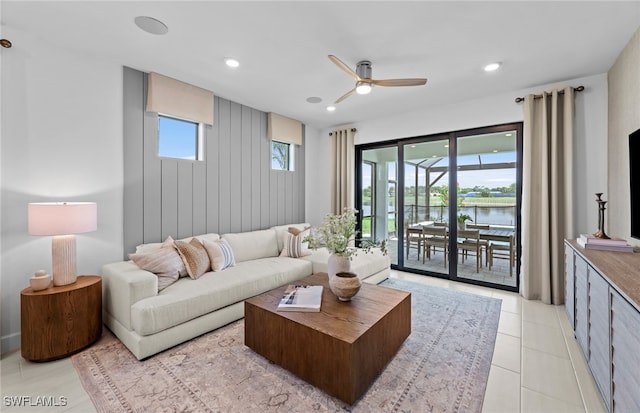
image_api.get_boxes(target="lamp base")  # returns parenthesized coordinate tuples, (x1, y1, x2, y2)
(52, 235, 77, 286)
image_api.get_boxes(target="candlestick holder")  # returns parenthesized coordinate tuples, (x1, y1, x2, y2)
(593, 193, 610, 239)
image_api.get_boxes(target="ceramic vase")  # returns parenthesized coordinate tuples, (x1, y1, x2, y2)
(329, 271, 361, 301)
(457, 221, 466, 231)
(327, 253, 351, 281)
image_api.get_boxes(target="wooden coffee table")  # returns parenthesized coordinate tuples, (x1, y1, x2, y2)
(244, 273, 411, 404)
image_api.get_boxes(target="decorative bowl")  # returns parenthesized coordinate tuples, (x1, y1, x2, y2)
(329, 271, 361, 301)
(30, 274, 51, 291)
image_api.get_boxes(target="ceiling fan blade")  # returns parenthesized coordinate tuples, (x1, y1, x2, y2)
(334, 86, 357, 104)
(372, 78, 428, 87)
(328, 55, 361, 81)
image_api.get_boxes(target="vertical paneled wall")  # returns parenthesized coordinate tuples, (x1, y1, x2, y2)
(123, 67, 305, 257)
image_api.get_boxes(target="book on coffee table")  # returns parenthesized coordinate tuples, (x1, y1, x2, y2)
(277, 285, 323, 312)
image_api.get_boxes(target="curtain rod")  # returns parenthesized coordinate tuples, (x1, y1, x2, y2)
(514, 85, 584, 103)
(329, 128, 357, 136)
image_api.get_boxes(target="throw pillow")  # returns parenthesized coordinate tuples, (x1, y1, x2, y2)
(280, 227, 312, 258)
(174, 238, 211, 279)
(203, 239, 236, 271)
(129, 240, 183, 291)
(161, 236, 189, 277)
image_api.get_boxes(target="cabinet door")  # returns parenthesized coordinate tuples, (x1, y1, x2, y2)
(611, 290, 640, 413)
(574, 255, 589, 356)
(565, 244, 575, 328)
(587, 268, 611, 410)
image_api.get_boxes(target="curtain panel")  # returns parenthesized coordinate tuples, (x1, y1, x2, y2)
(330, 128, 356, 214)
(521, 87, 575, 304)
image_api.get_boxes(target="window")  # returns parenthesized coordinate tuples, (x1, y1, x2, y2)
(271, 140, 294, 171)
(158, 115, 203, 160)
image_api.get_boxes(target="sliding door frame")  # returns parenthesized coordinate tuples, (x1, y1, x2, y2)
(355, 122, 522, 293)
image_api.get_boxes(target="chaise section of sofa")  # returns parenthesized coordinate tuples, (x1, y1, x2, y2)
(102, 224, 390, 360)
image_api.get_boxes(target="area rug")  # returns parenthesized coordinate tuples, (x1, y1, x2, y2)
(72, 278, 501, 412)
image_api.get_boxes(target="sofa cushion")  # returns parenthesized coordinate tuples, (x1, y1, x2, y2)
(130, 257, 312, 336)
(203, 238, 236, 271)
(301, 247, 390, 281)
(174, 239, 211, 279)
(222, 229, 279, 263)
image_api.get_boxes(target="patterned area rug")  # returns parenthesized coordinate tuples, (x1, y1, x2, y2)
(72, 278, 501, 412)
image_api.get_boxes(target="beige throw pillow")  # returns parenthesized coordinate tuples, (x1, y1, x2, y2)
(203, 238, 236, 271)
(174, 238, 211, 279)
(129, 238, 184, 291)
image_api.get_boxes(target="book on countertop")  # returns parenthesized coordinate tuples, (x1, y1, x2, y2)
(579, 234, 629, 246)
(577, 237, 635, 252)
(277, 285, 323, 312)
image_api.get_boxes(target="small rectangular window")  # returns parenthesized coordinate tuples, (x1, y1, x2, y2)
(158, 115, 202, 160)
(272, 140, 294, 171)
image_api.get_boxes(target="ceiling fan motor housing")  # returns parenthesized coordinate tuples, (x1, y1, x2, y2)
(356, 61, 372, 80)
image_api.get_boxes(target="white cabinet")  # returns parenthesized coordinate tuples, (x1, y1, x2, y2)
(587, 268, 610, 409)
(610, 290, 640, 413)
(565, 241, 640, 413)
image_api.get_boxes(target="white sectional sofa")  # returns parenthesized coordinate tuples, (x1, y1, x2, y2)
(101, 223, 390, 360)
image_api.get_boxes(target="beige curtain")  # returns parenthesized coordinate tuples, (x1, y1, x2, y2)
(521, 87, 575, 304)
(330, 128, 356, 214)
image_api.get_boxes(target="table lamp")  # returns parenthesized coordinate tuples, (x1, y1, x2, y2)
(28, 202, 97, 286)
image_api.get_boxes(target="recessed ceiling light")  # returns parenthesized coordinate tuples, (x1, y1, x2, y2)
(444, 144, 449, 148)
(326, 106, 336, 112)
(224, 58, 240, 68)
(134, 16, 168, 35)
(484, 62, 501, 72)
(493, 149, 499, 153)
(306, 97, 322, 104)
(505, 133, 513, 137)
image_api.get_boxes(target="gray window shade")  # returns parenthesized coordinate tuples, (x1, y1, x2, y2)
(267, 112, 302, 145)
(146, 72, 214, 125)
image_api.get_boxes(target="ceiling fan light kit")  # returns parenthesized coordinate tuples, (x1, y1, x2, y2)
(328, 54, 427, 104)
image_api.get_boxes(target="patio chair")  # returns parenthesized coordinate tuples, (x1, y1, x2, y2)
(489, 234, 515, 276)
(465, 223, 490, 265)
(457, 229, 481, 272)
(422, 226, 448, 268)
(405, 224, 423, 260)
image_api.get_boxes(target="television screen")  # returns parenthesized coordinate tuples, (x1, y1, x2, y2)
(631, 128, 640, 239)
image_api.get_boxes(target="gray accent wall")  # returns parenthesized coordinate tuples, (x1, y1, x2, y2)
(123, 67, 305, 257)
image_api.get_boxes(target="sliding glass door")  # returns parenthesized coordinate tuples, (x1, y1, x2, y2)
(401, 139, 450, 276)
(356, 123, 522, 292)
(358, 145, 398, 266)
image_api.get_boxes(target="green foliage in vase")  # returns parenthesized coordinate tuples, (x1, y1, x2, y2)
(304, 208, 387, 259)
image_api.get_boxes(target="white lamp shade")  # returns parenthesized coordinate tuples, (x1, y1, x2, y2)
(28, 202, 97, 236)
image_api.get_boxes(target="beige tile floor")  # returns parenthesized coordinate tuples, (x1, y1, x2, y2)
(0, 270, 606, 413)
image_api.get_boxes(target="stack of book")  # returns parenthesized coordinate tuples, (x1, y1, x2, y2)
(576, 234, 635, 252)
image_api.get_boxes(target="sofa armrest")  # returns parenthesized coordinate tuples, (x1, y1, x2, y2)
(102, 261, 158, 330)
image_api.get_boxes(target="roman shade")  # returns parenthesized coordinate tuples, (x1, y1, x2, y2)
(267, 112, 302, 145)
(146, 72, 214, 125)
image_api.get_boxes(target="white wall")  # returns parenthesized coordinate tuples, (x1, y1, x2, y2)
(0, 27, 124, 353)
(308, 73, 609, 238)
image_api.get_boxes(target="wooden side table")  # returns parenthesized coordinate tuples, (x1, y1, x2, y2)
(21, 275, 102, 362)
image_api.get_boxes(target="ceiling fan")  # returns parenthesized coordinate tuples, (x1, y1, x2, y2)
(328, 55, 427, 104)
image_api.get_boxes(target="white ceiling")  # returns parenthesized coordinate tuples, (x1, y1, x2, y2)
(2, 1, 640, 130)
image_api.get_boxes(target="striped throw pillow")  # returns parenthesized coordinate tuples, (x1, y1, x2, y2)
(280, 228, 312, 258)
(203, 239, 236, 271)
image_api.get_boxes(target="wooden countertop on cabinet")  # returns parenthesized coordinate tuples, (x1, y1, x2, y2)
(20, 275, 102, 362)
